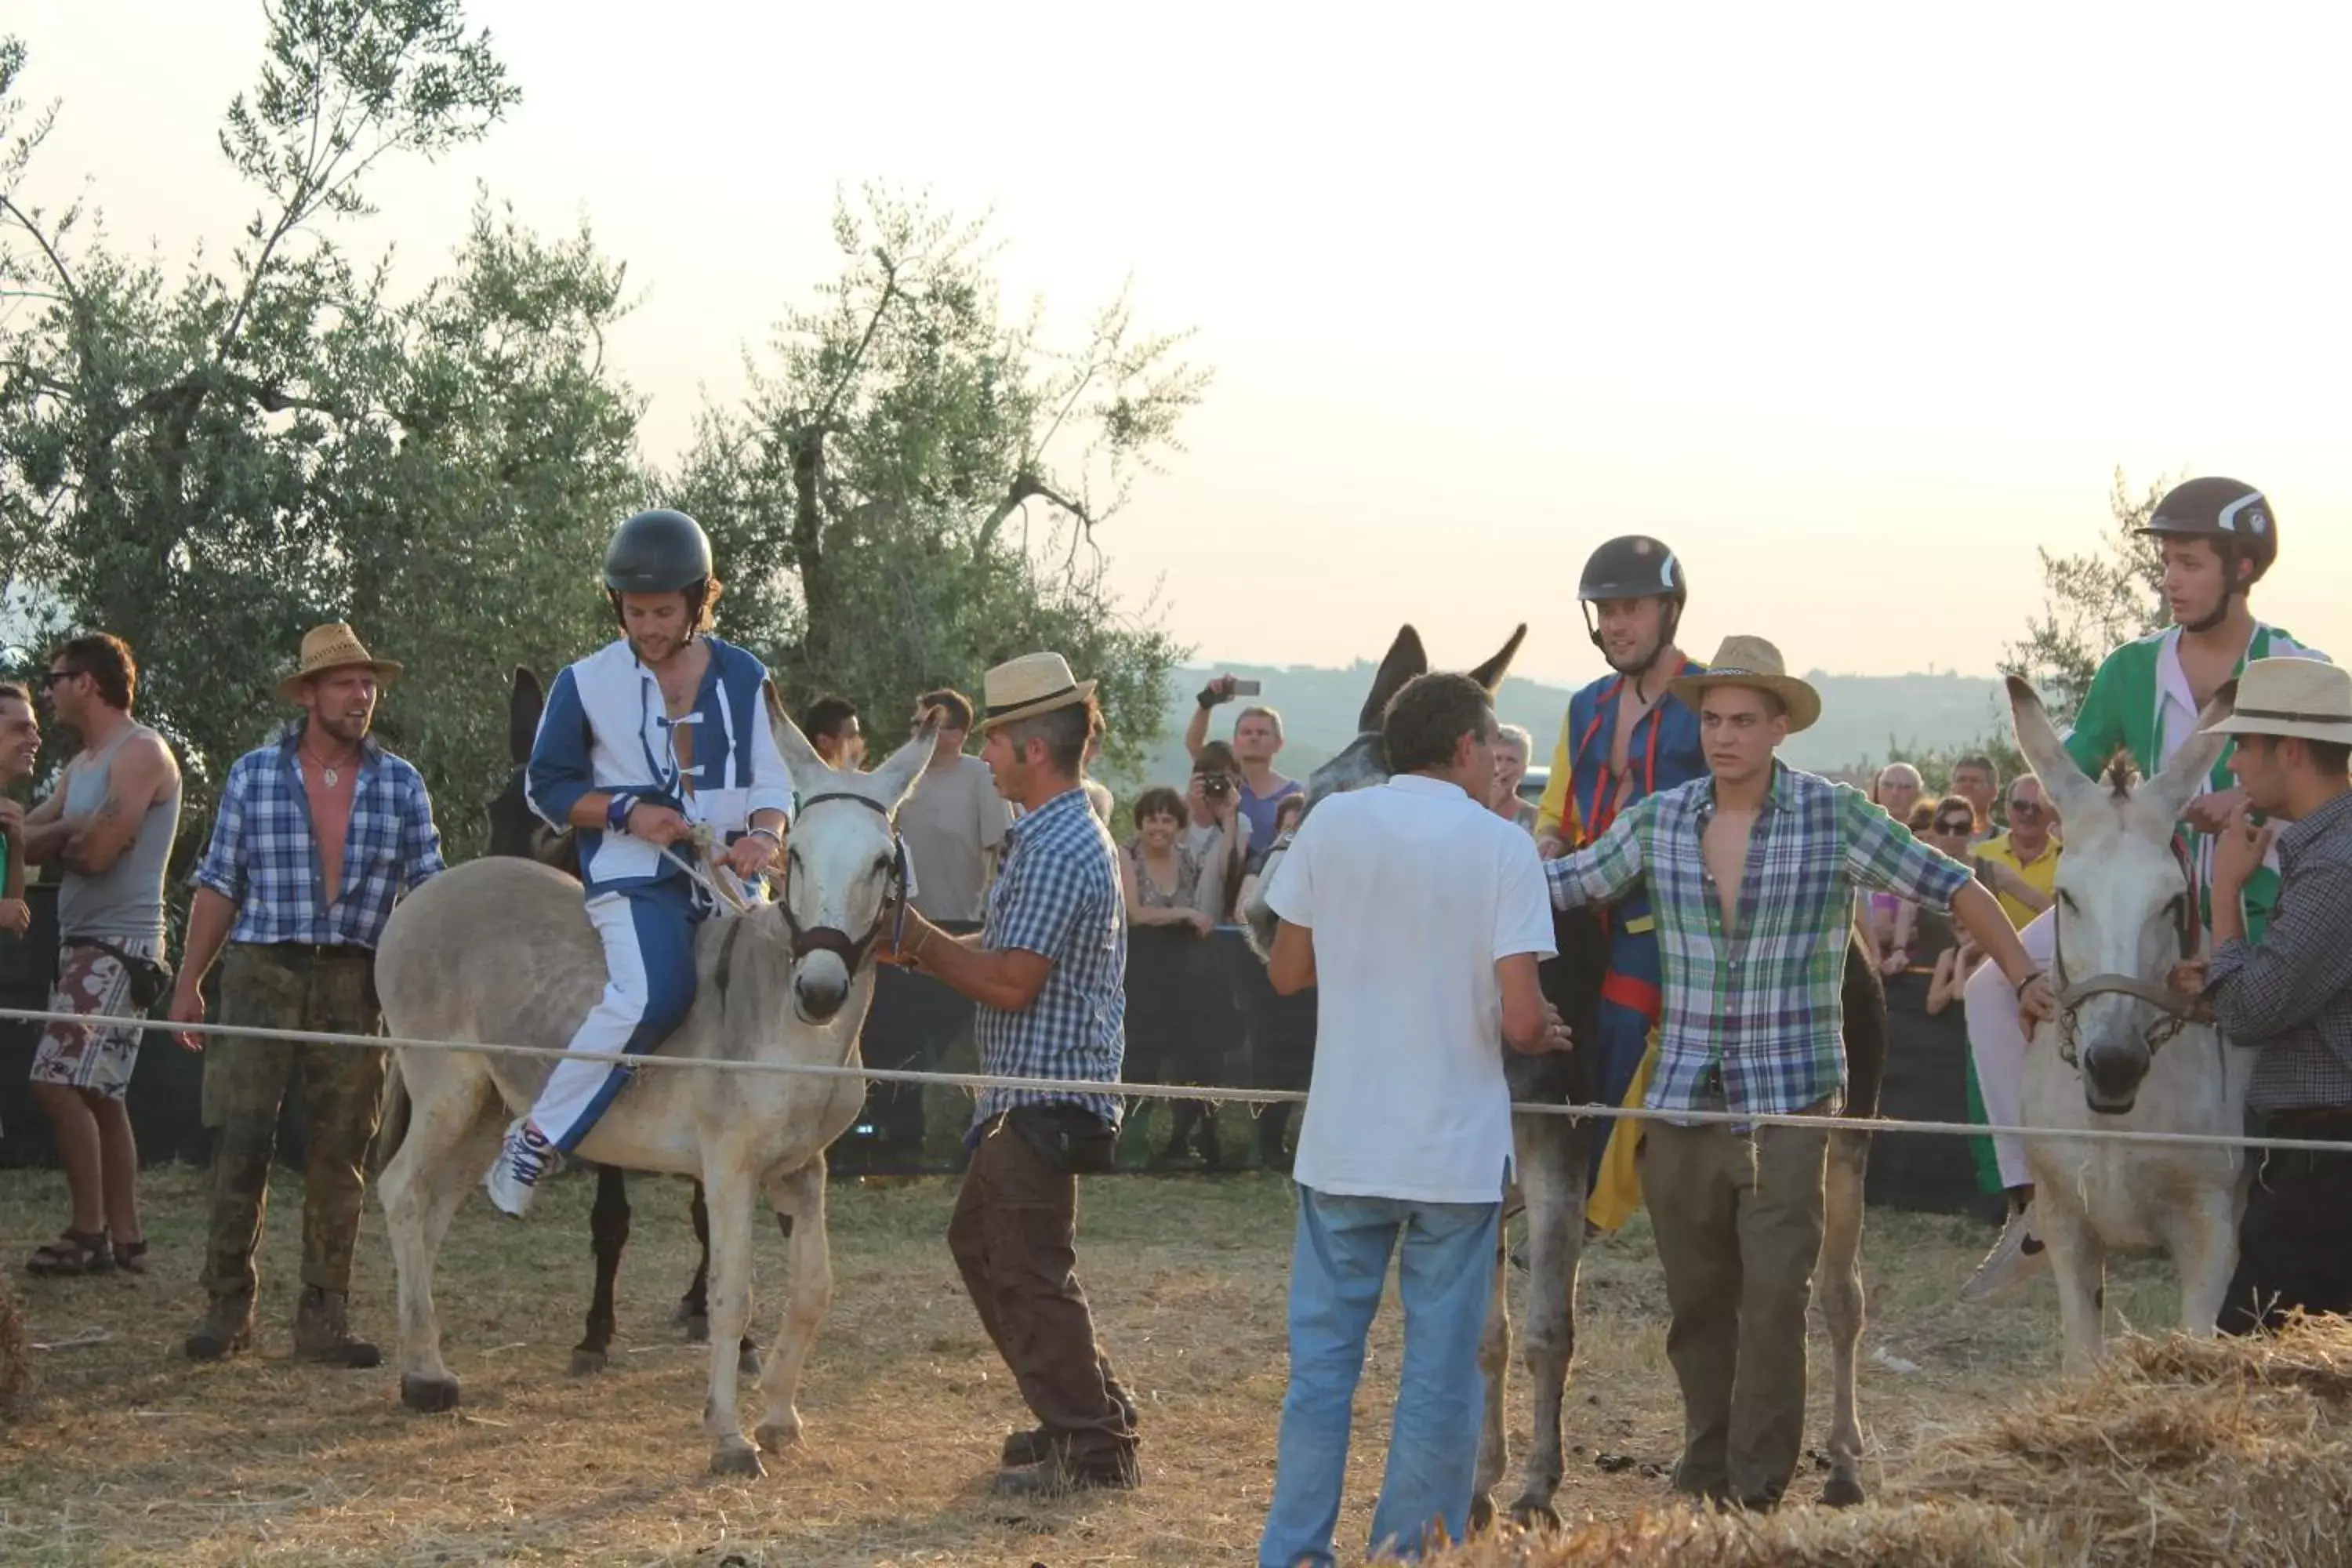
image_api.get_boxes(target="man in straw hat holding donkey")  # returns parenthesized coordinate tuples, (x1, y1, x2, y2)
(1543, 634, 2054, 1511)
(169, 623, 446, 1365)
(881, 652, 1142, 1499)
(2171, 657, 2352, 1333)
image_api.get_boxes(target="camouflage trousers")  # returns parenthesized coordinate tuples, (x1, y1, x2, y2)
(200, 945, 387, 1307)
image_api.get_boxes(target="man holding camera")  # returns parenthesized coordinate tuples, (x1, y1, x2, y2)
(1185, 674, 1302, 868)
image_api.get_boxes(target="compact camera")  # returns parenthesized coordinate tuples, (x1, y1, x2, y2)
(1200, 773, 1234, 800)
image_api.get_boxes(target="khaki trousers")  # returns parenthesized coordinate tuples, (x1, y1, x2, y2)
(1642, 1098, 1830, 1507)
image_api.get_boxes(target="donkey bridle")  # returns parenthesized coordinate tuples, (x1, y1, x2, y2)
(776, 792, 910, 972)
(2049, 856, 2215, 1068)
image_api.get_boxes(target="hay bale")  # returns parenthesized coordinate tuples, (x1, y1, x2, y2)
(0, 1270, 35, 1418)
(1427, 1317, 2352, 1568)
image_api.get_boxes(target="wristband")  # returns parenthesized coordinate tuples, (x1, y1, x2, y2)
(746, 826, 782, 848)
(1196, 687, 1221, 710)
(2013, 967, 2045, 997)
(606, 793, 638, 835)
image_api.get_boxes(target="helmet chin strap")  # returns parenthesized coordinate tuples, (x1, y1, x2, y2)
(1584, 600, 1682, 691)
(2178, 554, 2246, 636)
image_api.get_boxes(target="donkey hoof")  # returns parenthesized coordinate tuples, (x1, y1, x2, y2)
(1468, 1494, 1497, 1534)
(755, 1417, 802, 1455)
(568, 1348, 608, 1377)
(709, 1443, 766, 1479)
(1510, 1500, 1563, 1531)
(1821, 1473, 1867, 1509)
(679, 1312, 711, 1345)
(738, 1342, 763, 1380)
(400, 1374, 462, 1413)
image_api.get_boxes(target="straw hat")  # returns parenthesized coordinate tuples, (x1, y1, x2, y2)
(277, 623, 404, 703)
(1666, 634, 1822, 734)
(2201, 657, 2352, 747)
(971, 652, 1096, 733)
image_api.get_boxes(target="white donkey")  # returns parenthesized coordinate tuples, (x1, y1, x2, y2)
(374, 695, 936, 1475)
(2008, 675, 2252, 1372)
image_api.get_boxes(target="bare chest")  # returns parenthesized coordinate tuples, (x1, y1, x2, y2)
(1700, 809, 1759, 934)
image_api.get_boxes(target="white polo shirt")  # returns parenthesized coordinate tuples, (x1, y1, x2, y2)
(1264, 773, 1558, 1203)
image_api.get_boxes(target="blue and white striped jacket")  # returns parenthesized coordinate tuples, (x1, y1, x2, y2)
(525, 637, 794, 897)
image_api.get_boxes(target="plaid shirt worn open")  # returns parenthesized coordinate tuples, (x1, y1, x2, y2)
(1545, 762, 1968, 1120)
(973, 785, 1127, 1127)
(2207, 789, 2352, 1114)
(191, 726, 447, 948)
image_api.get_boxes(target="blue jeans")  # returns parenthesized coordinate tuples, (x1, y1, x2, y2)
(1259, 1187, 1501, 1568)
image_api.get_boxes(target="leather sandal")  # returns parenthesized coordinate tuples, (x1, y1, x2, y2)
(26, 1228, 113, 1276)
(111, 1237, 151, 1276)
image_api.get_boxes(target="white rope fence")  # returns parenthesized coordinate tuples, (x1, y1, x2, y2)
(4, 1003, 2350, 1158)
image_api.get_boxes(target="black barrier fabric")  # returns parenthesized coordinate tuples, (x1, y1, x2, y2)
(0, 905, 1994, 1217)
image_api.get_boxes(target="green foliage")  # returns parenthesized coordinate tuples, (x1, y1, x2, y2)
(671, 189, 1206, 775)
(2000, 468, 2171, 721)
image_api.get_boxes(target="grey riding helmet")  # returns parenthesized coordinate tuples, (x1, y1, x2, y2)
(604, 508, 714, 594)
(2134, 477, 2278, 586)
(1577, 534, 1686, 651)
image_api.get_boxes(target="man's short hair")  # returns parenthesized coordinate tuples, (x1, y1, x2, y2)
(919, 688, 975, 732)
(802, 695, 858, 745)
(1193, 739, 1240, 778)
(1131, 785, 1187, 830)
(1953, 753, 1999, 786)
(49, 633, 136, 711)
(1382, 673, 1494, 777)
(0, 681, 31, 710)
(1495, 722, 1534, 753)
(1236, 705, 1285, 741)
(1000, 695, 1098, 777)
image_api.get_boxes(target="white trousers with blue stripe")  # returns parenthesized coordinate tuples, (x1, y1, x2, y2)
(529, 884, 700, 1152)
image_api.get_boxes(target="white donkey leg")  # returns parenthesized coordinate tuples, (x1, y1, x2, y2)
(2167, 1186, 2241, 1338)
(1470, 1192, 1512, 1535)
(700, 1160, 763, 1477)
(2040, 1199, 2108, 1375)
(755, 1160, 832, 1457)
(383, 1069, 499, 1414)
(1817, 1131, 1870, 1508)
(1510, 1113, 1585, 1528)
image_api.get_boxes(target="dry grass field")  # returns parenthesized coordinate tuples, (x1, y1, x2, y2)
(0, 1161, 2185, 1566)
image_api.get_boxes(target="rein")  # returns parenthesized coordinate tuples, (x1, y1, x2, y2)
(2050, 877, 2214, 1068)
(777, 792, 909, 972)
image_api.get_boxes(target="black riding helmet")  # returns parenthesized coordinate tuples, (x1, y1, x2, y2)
(1577, 535, 1686, 670)
(2135, 478, 2276, 633)
(605, 508, 713, 594)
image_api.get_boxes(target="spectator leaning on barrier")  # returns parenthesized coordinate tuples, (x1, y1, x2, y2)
(1256, 670, 1567, 1567)
(1544, 635, 2052, 1512)
(1185, 676, 1301, 873)
(880, 652, 1139, 1500)
(18, 633, 182, 1280)
(899, 687, 1014, 924)
(2170, 659, 2352, 1333)
(1120, 785, 1234, 1168)
(0, 682, 42, 942)
(168, 624, 445, 1366)
(800, 695, 866, 770)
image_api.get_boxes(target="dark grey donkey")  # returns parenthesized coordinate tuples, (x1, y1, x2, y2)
(483, 667, 757, 1381)
(1240, 625, 1890, 1526)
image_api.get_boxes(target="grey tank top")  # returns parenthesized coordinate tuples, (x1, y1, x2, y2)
(56, 723, 179, 947)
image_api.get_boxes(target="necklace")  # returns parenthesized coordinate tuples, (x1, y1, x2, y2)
(301, 743, 355, 789)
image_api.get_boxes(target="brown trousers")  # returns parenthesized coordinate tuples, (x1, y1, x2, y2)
(1642, 1101, 1831, 1506)
(947, 1112, 1136, 1470)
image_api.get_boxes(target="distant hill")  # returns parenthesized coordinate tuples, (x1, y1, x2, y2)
(1136, 659, 2009, 792)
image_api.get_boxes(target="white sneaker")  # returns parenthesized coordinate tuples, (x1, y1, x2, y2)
(485, 1120, 558, 1218)
(1959, 1202, 2047, 1302)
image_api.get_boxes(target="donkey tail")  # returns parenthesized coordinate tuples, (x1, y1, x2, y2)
(368, 1054, 413, 1177)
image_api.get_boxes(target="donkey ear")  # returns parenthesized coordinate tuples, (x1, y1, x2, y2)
(507, 667, 545, 765)
(1357, 626, 1430, 735)
(2005, 674, 2102, 818)
(2141, 684, 2234, 829)
(763, 681, 832, 792)
(869, 713, 941, 814)
(1465, 624, 1528, 695)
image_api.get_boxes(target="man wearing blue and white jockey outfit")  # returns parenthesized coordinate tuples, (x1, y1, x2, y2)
(488, 508, 794, 1216)
(1532, 535, 1704, 1213)
(1961, 477, 2327, 1298)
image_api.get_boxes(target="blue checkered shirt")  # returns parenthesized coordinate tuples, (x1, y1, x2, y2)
(973, 786, 1127, 1127)
(191, 726, 447, 948)
(1545, 762, 1968, 1120)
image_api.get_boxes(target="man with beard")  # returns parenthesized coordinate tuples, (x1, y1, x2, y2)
(500, 510, 794, 1214)
(1962, 477, 2327, 1299)
(0, 681, 42, 942)
(1532, 535, 1703, 1205)
(169, 625, 445, 1362)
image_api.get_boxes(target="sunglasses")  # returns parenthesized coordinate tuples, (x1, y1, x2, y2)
(38, 670, 78, 689)
(2006, 799, 2045, 817)
(1933, 818, 1976, 835)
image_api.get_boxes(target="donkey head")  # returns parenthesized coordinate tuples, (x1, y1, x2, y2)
(764, 684, 938, 1024)
(2008, 674, 2227, 1113)
(1242, 623, 1527, 957)
(486, 668, 579, 875)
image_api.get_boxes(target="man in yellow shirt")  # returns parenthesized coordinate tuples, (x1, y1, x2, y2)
(1969, 776, 2059, 928)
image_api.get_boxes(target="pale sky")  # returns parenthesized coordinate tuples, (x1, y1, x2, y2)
(15, 2, 2350, 684)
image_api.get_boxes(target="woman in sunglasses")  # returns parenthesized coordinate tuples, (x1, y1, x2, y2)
(1879, 796, 1980, 976)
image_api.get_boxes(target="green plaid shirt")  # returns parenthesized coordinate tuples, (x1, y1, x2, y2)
(1546, 762, 1969, 1119)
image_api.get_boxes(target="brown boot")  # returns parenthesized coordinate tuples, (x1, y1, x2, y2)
(184, 1294, 255, 1362)
(292, 1287, 381, 1369)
